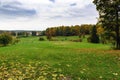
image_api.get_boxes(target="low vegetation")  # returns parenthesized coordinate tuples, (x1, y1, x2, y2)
(0, 33, 13, 46)
(0, 36, 120, 79)
(39, 37, 45, 41)
(0, 32, 20, 46)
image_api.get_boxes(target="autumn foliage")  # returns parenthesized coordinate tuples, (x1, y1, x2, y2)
(45, 25, 93, 40)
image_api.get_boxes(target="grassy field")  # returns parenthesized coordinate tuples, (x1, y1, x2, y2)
(0, 36, 120, 80)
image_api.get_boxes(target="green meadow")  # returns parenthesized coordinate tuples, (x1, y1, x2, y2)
(0, 36, 120, 80)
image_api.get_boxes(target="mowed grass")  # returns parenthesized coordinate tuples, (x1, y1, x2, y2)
(0, 36, 120, 80)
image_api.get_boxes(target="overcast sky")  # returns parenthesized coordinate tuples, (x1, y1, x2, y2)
(0, 0, 98, 30)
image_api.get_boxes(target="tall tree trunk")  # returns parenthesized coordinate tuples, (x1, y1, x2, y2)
(115, 5, 120, 49)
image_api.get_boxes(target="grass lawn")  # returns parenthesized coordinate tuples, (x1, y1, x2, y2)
(0, 36, 120, 80)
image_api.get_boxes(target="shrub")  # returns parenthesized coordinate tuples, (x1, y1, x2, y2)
(87, 37, 91, 42)
(49, 38, 58, 41)
(39, 37, 45, 41)
(46, 36, 52, 41)
(0, 33, 13, 46)
(70, 39, 82, 42)
(12, 37, 20, 44)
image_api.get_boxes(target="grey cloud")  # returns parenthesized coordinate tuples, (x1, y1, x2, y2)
(70, 3, 77, 6)
(49, 0, 55, 3)
(48, 3, 98, 20)
(50, 15, 63, 19)
(67, 4, 98, 18)
(0, 1, 36, 18)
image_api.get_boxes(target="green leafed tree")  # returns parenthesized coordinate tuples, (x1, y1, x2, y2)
(93, 0, 120, 49)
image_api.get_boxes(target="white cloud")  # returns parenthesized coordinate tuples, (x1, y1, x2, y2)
(0, 0, 98, 30)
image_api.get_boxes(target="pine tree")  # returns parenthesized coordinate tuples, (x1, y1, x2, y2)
(90, 26, 100, 43)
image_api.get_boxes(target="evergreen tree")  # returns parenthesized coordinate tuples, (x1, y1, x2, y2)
(89, 26, 100, 43)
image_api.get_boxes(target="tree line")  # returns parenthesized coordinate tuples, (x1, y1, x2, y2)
(45, 24, 93, 38)
(45, 24, 118, 45)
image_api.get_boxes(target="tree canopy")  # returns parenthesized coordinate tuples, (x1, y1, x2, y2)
(93, 0, 120, 49)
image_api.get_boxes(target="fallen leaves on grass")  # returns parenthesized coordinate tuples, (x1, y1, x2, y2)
(0, 60, 67, 80)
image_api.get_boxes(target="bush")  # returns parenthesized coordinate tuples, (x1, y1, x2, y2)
(70, 39, 82, 42)
(46, 36, 52, 41)
(0, 33, 13, 46)
(49, 38, 58, 41)
(89, 26, 100, 43)
(12, 37, 20, 44)
(39, 37, 45, 41)
(87, 37, 91, 42)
